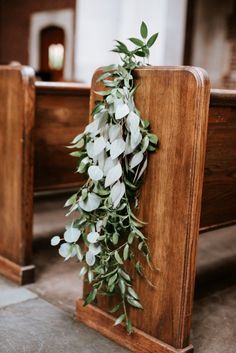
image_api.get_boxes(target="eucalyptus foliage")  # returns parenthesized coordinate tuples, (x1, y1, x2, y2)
(51, 22, 159, 334)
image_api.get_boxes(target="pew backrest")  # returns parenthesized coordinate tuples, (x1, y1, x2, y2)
(34, 82, 90, 192)
(201, 89, 236, 231)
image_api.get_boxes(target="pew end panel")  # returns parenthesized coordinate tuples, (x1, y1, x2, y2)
(0, 66, 35, 284)
(76, 66, 210, 353)
(0, 70, 90, 284)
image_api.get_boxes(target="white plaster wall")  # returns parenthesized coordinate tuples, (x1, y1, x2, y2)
(29, 9, 74, 80)
(74, 0, 188, 83)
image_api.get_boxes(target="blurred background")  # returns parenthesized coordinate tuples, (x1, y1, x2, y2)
(0, 0, 235, 87)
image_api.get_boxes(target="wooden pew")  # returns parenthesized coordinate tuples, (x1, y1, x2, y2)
(76, 67, 236, 353)
(0, 66, 90, 284)
(201, 89, 236, 231)
(0, 64, 235, 289)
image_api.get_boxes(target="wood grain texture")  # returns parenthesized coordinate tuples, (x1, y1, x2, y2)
(0, 255, 35, 285)
(200, 91, 236, 230)
(0, 66, 35, 278)
(77, 66, 210, 351)
(34, 82, 89, 191)
(76, 300, 194, 353)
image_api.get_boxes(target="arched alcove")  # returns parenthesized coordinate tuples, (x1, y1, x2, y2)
(29, 9, 74, 80)
(40, 26, 65, 81)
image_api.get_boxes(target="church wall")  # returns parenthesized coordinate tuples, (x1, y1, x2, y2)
(0, 0, 75, 65)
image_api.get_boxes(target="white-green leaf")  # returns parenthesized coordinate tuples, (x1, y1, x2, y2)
(81, 157, 90, 165)
(108, 273, 117, 286)
(76, 244, 83, 261)
(98, 151, 106, 170)
(96, 220, 103, 232)
(127, 286, 139, 299)
(86, 142, 95, 158)
(94, 136, 106, 156)
(124, 134, 134, 155)
(123, 244, 129, 260)
(89, 243, 102, 255)
(126, 111, 140, 132)
(115, 103, 129, 120)
(88, 165, 103, 181)
(64, 227, 81, 243)
(79, 266, 87, 277)
(111, 181, 125, 208)
(85, 119, 100, 134)
(79, 192, 101, 212)
(51, 236, 60, 246)
(136, 158, 148, 180)
(114, 250, 123, 264)
(105, 163, 122, 187)
(103, 157, 118, 176)
(127, 297, 143, 309)
(87, 231, 100, 243)
(114, 314, 125, 326)
(130, 151, 143, 169)
(71, 133, 84, 144)
(108, 125, 121, 142)
(131, 131, 142, 150)
(141, 135, 149, 152)
(85, 251, 95, 266)
(88, 270, 94, 283)
(110, 138, 125, 159)
(58, 243, 71, 258)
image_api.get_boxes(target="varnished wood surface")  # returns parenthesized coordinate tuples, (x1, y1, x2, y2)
(210, 89, 236, 106)
(0, 66, 35, 272)
(0, 255, 35, 285)
(35, 81, 90, 93)
(201, 93, 236, 230)
(34, 82, 89, 191)
(34, 81, 236, 230)
(76, 300, 194, 353)
(34, 81, 236, 229)
(78, 67, 210, 351)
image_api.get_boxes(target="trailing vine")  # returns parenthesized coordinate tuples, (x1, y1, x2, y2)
(51, 22, 159, 334)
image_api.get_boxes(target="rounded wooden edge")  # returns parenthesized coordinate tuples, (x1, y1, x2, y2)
(92, 65, 210, 85)
(76, 298, 194, 353)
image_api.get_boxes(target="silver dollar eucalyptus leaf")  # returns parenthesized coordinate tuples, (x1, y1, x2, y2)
(111, 181, 125, 208)
(51, 236, 60, 246)
(64, 227, 81, 243)
(88, 165, 103, 181)
(115, 103, 129, 120)
(110, 138, 126, 159)
(105, 162, 122, 187)
(87, 231, 100, 243)
(79, 192, 101, 212)
(130, 151, 144, 169)
(94, 136, 107, 156)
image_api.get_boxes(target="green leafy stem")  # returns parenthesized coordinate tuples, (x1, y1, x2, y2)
(51, 21, 159, 334)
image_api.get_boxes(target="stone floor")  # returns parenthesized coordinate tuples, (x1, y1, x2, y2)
(0, 195, 235, 353)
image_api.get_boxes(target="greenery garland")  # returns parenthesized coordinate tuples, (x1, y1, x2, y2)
(51, 22, 159, 334)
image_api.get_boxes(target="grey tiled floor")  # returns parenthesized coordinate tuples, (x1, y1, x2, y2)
(0, 197, 235, 353)
(0, 286, 129, 353)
